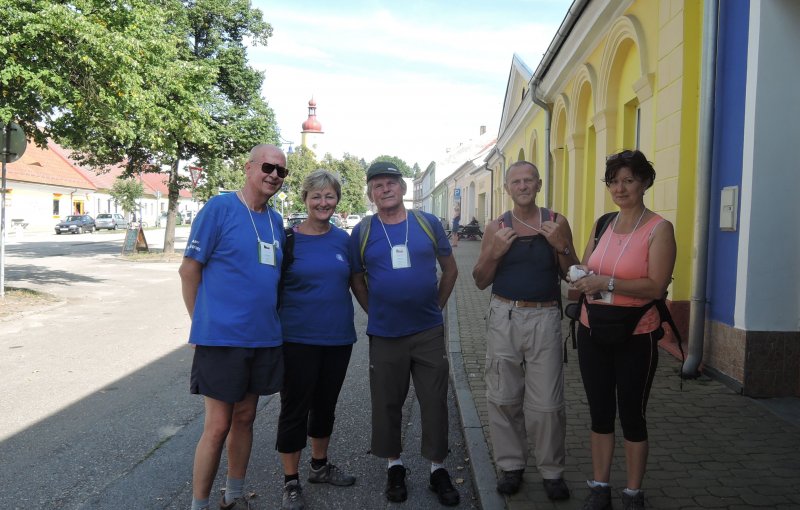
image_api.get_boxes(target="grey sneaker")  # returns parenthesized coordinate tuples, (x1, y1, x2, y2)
(281, 480, 305, 510)
(496, 469, 524, 495)
(219, 495, 251, 509)
(308, 463, 356, 486)
(581, 484, 612, 510)
(621, 490, 644, 510)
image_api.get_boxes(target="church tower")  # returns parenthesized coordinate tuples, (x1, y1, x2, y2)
(300, 97, 324, 157)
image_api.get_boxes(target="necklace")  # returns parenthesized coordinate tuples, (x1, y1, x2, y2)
(237, 189, 275, 244)
(511, 207, 543, 232)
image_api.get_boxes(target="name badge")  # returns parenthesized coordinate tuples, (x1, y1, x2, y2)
(259, 240, 276, 266)
(391, 244, 411, 269)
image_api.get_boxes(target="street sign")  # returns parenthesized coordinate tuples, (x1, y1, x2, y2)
(454, 188, 461, 199)
(1, 123, 26, 163)
(277, 191, 287, 201)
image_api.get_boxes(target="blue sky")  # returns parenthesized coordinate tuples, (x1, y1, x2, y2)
(249, 0, 573, 166)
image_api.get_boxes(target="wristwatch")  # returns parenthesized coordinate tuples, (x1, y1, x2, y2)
(607, 277, 615, 293)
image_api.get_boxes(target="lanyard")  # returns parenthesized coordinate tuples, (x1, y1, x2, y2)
(377, 210, 409, 249)
(597, 207, 646, 280)
(238, 190, 276, 244)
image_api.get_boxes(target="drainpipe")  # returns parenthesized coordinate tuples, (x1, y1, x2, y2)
(683, 0, 719, 378)
(528, 0, 589, 208)
(531, 80, 553, 208)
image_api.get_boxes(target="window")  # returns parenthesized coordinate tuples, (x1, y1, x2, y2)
(53, 198, 60, 216)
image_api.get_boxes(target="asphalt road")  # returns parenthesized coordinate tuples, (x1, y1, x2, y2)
(0, 230, 479, 510)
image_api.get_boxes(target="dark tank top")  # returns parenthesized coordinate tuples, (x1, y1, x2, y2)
(491, 209, 560, 301)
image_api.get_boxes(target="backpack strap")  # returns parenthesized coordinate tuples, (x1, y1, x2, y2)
(357, 215, 373, 272)
(281, 227, 295, 272)
(278, 227, 296, 309)
(409, 210, 438, 254)
(594, 212, 617, 247)
(358, 210, 439, 287)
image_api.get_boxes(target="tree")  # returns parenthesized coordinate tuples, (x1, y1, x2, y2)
(0, 0, 181, 149)
(412, 163, 422, 179)
(109, 178, 144, 218)
(369, 155, 413, 178)
(324, 153, 367, 214)
(282, 145, 319, 214)
(194, 155, 247, 202)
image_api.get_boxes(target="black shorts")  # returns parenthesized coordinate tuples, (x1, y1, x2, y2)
(190, 345, 284, 404)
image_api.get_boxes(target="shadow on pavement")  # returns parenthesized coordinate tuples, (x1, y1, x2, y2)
(6, 264, 107, 286)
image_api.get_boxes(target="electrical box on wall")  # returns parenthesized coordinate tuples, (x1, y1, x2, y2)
(720, 185, 739, 231)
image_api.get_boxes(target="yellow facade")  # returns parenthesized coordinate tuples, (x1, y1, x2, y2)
(494, 0, 703, 302)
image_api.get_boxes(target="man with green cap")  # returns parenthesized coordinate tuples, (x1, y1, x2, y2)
(349, 161, 460, 506)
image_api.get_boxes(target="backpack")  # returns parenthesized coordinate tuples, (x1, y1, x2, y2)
(356, 210, 438, 277)
(564, 213, 685, 367)
(277, 227, 295, 309)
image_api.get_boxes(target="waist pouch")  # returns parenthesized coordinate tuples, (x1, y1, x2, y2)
(584, 301, 655, 345)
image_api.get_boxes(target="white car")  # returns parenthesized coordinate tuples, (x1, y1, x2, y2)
(345, 214, 362, 228)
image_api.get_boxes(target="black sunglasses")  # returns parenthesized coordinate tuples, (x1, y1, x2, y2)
(261, 162, 289, 178)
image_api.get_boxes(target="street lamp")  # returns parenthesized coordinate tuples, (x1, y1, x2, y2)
(278, 131, 294, 155)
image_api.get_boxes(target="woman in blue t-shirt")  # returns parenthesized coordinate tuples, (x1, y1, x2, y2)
(276, 170, 358, 507)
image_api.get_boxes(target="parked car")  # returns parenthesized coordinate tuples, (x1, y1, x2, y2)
(330, 214, 344, 228)
(55, 214, 96, 234)
(95, 213, 128, 231)
(286, 213, 307, 229)
(345, 214, 362, 229)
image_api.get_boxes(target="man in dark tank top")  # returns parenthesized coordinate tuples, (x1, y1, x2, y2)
(472, 161, 579, 501)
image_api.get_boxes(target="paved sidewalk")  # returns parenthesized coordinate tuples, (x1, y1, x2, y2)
(447, 240, 800, 510)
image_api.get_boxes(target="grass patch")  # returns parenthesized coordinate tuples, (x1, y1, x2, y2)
(1, 287, 61, 319)
(122, 249, 183, 263)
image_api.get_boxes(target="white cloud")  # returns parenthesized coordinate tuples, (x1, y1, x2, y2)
(250, 1, 570, 166)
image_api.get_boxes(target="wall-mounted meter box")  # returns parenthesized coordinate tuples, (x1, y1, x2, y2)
(720, 185, 739, 231)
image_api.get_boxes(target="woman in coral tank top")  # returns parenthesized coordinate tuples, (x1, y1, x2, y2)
(570, 150, 677, 510)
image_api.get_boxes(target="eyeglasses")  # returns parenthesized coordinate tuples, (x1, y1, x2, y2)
(260, 162, 289, 178)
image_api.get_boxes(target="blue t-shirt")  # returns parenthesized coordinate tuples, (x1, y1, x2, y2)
(279, 226, 356, 346)
(184, 192, 285, 347)
(349, 211, 452, 338)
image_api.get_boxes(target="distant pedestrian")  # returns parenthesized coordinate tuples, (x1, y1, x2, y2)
(276, 170, 357, 510)
(451, 206, 461, 247)
(569, 150, 676, 510)
(179, 144, 288, 510)
(472, 161, 578, 501)
(349, 161, 460, 506)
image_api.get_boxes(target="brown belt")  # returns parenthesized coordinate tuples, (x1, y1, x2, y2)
(493, 294, 559, 308)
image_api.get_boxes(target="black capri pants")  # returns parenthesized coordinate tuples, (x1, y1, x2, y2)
(276, 342, 353, 453)
(576, 324, 661, 442)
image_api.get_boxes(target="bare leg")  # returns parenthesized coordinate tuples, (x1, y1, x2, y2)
(624, 439, 648, 490)
(281, 451, 302, 476)
(226, 393, 259, 479)
(590, 431, 614, 483)
(310, 436, 331, 460)
(192, 397, 234, 500)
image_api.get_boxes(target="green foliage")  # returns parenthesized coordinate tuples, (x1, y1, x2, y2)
(281, 145, 319, 213)
(412, 163, 421, 179)
(369, 155, 413, 178)
(194, 155, 246, 202)
(109, 178, 144, 216)
(323, 153, 367, 214)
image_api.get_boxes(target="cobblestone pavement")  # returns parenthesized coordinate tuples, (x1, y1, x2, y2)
(448, 240, 800, 510)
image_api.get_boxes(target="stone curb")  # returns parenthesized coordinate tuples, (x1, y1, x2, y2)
(447, 291, 506, 510)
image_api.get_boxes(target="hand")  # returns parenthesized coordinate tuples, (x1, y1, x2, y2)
(540, 220, 567, 252)
(571, 273, 611, 295)
(491, 226, 517, 259)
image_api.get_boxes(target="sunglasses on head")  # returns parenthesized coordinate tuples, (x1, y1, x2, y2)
(260, 162, 289, 178)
